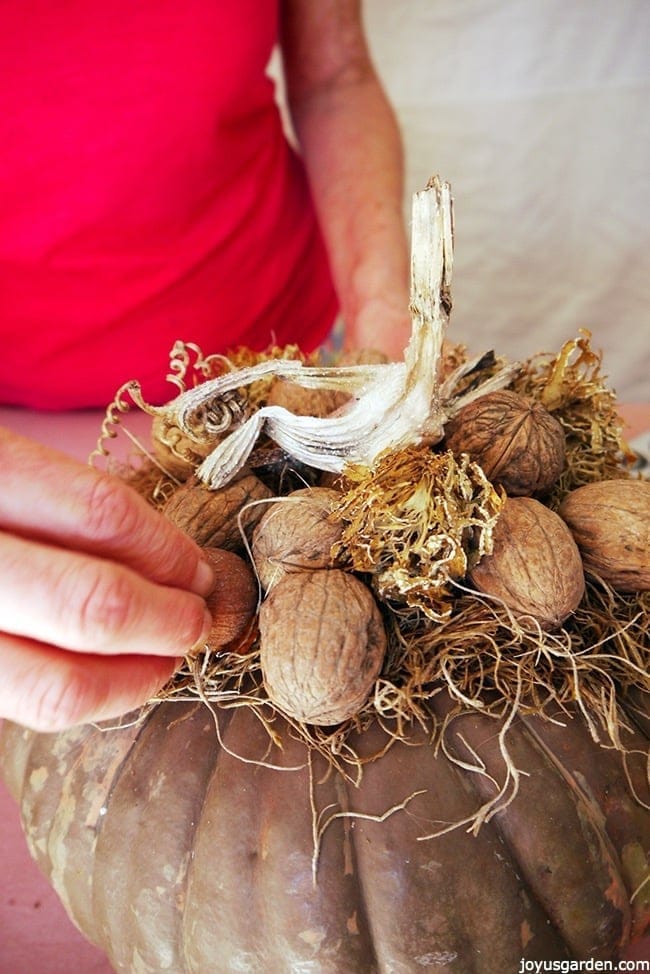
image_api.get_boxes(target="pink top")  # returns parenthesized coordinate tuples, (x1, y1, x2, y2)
(0, 1, 337, 409)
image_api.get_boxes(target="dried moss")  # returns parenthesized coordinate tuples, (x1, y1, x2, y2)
(95, 334, 649, 801)
(512, 330, 635, 504)
(332, 446, 504, 620)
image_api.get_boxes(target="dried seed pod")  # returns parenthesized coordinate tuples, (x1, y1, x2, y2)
(199, 548, 259, 652)
(252, 487, 344, 592)
(468, 496, 585, 628)
(445, 390, 565, 495)
(259, 569, 387, 725)
(558, 479, 650, 592)
(163, 474, 273, 551)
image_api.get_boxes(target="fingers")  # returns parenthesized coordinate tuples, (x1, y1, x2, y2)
(0, 632, 178, 732)
(0, 427, 214, 596)
(0, 532, 213, 657)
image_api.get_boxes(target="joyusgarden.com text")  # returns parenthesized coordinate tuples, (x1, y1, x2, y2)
(519, 960, 650, 972)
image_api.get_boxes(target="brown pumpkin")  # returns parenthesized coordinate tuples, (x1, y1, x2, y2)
(1, 692, 648, 972)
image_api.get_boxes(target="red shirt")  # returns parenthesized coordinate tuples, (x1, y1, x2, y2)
(0, 1, 337, 409)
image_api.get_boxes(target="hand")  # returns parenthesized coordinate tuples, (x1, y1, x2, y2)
(0, 427, 216, 732)
(346, 297, 413, 362)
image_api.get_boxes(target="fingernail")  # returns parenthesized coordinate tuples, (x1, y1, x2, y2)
(188, 608, 213, 657)
(190, 558, 216, 598)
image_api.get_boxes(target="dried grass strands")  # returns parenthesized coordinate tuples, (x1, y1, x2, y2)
(382, 575, 649, 747)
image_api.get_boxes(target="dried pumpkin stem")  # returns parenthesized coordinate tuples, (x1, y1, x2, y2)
(140, 177, 517, 490)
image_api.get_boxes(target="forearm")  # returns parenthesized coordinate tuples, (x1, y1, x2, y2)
(281, 3, 411, 357)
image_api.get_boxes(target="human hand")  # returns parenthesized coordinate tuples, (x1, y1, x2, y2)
(0, 427, 217, 732)
(345, 295, 412, 362)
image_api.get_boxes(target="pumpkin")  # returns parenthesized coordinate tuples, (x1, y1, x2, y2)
(1, 691, 648, 972)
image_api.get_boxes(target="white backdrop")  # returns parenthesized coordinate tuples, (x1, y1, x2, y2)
(363, 0, 649, 400)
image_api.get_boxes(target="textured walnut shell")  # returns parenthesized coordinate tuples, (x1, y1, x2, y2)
(266, 379, 348, 417)
(198, 548, 259, 652)
(445, 390, 565, 495)
(559, 479, 650, 592)
(259, 569, 387, 725)
(469, 497, 585, 628)
(163, 474, 273, 550)
(252, 487, 343, 591)
(265, 349, 388, 417)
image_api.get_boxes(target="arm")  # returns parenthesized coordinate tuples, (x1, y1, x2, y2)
(280, 0, 411, 359)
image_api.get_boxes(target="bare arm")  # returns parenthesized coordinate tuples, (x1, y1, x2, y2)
(280, 0, 411, 359)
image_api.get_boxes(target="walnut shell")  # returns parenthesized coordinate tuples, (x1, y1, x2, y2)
(252, 487, 343, 591)
(266, 379, 348, 417)
(445, 390, 565, 495)
(259, 570, 387, 725)
(163, 474, 273, 551)
(558, 479, 650, 592)
(200, 548, 259, 652)
(468, 496, 585, 628)
(265, 349, 388, 417)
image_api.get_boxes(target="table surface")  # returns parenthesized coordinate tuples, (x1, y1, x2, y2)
(1, 403, 648, 973)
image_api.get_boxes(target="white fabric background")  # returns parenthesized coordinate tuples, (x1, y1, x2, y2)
(363, 0, 649, 400)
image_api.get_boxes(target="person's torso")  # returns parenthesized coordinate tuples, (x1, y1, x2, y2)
(0, 0, 337, 408)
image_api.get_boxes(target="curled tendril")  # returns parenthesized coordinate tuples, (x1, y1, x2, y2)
(89, 381, 152, 466)
(185, 388, 251, 439)
(166, 340, 235, 394)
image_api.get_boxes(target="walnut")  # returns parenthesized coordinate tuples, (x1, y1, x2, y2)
(559, 479, 650, 592)
(259, 570, 387, 725)
(200, 548, 258, 653)
(265, 379, 348, 417)
(251, 487, 343, 592)
(445, 390, 565, 496)
(163, 474, 272, 551)
(265, 348, 389, 418)
(468, 496, 585, 628)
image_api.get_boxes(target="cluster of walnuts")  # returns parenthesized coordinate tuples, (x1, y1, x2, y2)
(154, 374, 649, 729)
